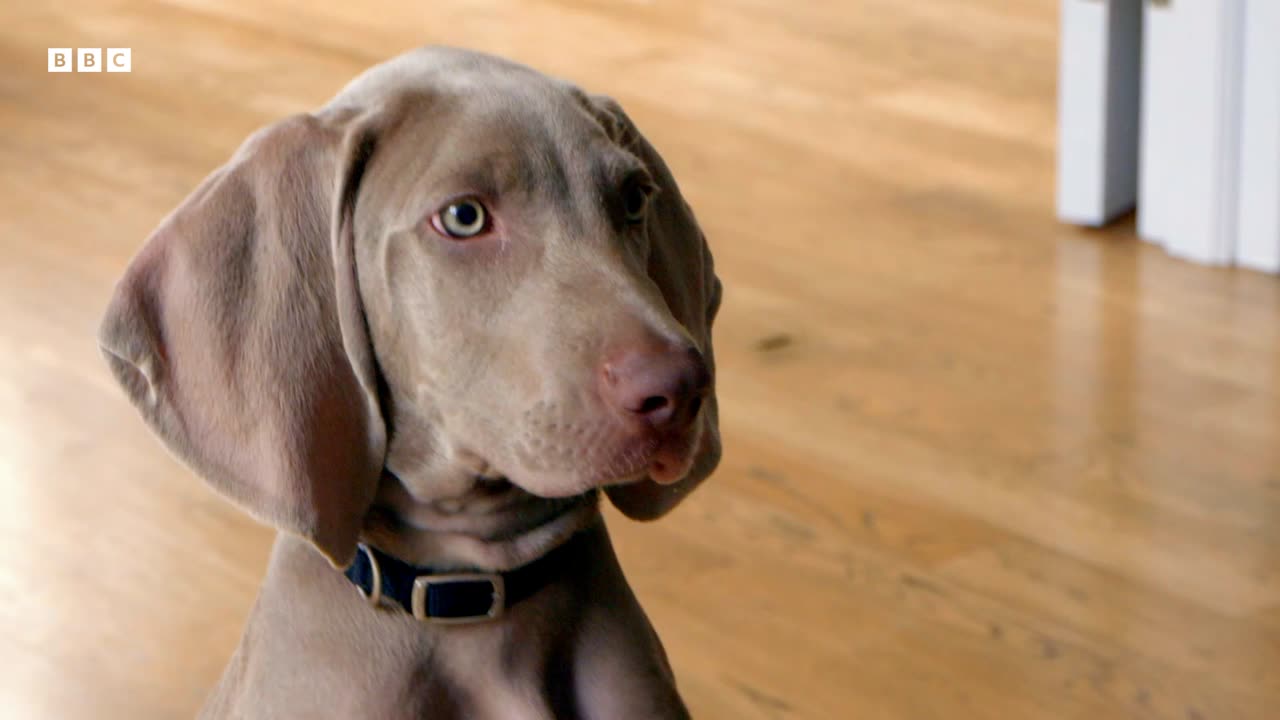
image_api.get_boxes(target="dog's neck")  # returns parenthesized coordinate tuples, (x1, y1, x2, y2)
(359, 471, 604, 572)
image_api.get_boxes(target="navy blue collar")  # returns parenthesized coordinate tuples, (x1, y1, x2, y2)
(344, 538, 573, 624)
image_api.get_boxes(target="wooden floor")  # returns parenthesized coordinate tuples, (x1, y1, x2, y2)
(2, 1, 1279, 718)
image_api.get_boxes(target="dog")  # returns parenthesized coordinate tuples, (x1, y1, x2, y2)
(98, 46, 722, 719)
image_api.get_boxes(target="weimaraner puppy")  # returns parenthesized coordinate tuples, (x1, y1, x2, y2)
(98, 47, 721, 719)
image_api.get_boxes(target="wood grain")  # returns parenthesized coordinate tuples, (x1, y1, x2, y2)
(1, 1, 1277, 718)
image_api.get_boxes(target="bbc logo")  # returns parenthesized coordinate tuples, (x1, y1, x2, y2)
(48, 48, 131, 73)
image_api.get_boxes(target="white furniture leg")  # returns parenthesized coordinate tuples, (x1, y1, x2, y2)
(1236, 0, 1280, 273)
(1056, 0, 1143, 226)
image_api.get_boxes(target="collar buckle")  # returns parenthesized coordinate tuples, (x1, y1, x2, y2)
(411, 573, 506, 624)
(354, 543, 383, 608)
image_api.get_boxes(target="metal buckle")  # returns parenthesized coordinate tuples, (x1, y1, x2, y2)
(354, 543, 382, 608)
(411, 573, 506, 624)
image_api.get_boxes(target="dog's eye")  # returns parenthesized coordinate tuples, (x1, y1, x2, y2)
(622, 179, 652, 225)
(432, 199, 489, 239)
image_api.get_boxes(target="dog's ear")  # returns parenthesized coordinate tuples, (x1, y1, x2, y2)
(98, 112, 386, 568)
(590, 96, 724, 521)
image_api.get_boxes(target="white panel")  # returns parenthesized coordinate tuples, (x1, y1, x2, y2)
(1236, 0, 1280, 273)
(1056, 0, 1142, 226)
(1138, 1, 1176, 243)
(1158, 0, 1245, 265)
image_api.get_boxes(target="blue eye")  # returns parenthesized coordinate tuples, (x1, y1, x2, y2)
(434, 199, 489, 238)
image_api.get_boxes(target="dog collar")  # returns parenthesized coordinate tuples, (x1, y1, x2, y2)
(344, 540, 569, 624)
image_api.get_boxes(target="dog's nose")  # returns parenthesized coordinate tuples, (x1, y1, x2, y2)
(600, 344, 711, 429)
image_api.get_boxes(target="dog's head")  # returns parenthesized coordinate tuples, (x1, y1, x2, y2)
(98, 47, 722, 567)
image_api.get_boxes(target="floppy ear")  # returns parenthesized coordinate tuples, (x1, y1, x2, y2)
(98, 112, 386, 568)
(592, 97, 725, 521)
